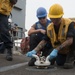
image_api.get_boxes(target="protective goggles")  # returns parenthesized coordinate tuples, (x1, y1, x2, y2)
(38, 17, 46, 20)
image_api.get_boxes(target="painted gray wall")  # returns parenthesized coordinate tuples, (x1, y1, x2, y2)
(11, 0, 26, 38)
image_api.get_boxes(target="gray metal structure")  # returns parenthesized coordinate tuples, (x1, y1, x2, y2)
(11, 0, 26, 38)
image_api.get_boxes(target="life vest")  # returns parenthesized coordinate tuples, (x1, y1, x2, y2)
(47, 18, 72, 54)
(0, 0, 13, 15)
(35, 19, 51, 38)
(74, 22, 75, 28)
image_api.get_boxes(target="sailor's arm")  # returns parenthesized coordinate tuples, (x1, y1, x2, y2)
(34, 40, 47, 52)
(56, 37, 73, 51)
(56, 22, 74, 51)
(26, 40, 47, 57)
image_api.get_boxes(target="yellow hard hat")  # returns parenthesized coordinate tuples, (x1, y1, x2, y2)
(48, 4, 64, 18)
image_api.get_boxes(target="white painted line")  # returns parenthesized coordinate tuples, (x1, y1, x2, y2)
(0, 62, 28, 72)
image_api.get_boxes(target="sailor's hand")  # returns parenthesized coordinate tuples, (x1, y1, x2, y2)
(26, 50, 37, 57)
(39, 29, 46, 34)
(49, 49, 58, 60)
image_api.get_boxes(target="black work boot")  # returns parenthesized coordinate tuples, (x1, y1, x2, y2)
(63, 62, 74, 69)
(63, 50, 74, 69)
(28, 57, 36, 66)
(49, 58, 56, 65)
(6, 49, 13, 61)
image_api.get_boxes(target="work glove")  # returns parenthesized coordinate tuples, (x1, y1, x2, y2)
(26, 50, 37, 57)
(49, 49, 58, 60)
